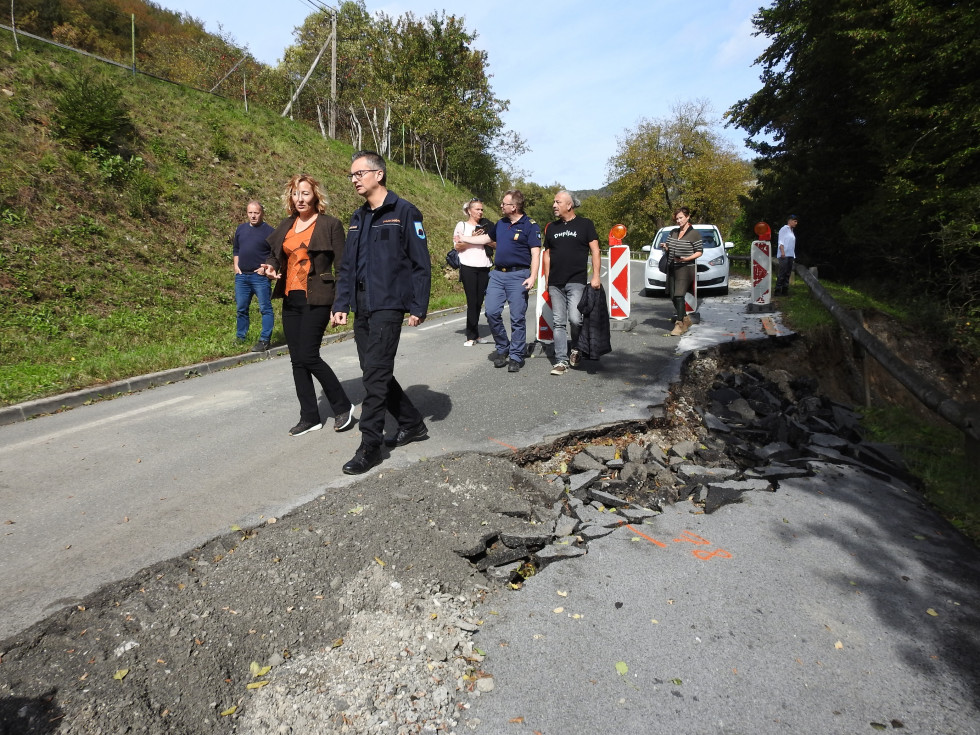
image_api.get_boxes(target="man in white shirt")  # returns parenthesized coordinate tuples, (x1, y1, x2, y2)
(776, 215, 798, 296)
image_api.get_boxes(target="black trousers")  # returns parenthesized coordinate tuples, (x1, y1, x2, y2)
(281, 291, 352, 424)
(353, 291, 423, 451)
(459, 264, 491, 341)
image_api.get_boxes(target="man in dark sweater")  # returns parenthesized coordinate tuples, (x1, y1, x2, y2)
(232, 200, 275, 351)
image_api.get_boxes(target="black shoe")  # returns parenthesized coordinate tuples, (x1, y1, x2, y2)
(492, 351, 509, 368)
(334, 405, 355, 432)
(251, 340, 270, 352)
(342, 447, 382, 475)
(384, 421, 429, 448)
(507, 359, 523, 373)
(289, 420, 323, 437)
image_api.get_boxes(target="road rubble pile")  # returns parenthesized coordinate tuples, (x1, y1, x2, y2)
(0, 348, 916, 735)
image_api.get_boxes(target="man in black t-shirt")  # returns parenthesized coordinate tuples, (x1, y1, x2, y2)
(542, 190, 601, 374)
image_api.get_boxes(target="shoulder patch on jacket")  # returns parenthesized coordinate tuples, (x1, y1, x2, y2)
(414, 221, 426, 240)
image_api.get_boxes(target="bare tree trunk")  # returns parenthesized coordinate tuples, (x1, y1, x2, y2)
(432, 144, 445, 185)
(348, 105, 362, 149)
(315, 101, 327, 138)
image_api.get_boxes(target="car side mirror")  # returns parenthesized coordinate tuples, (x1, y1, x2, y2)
(641, 245, 651, 253)
(724, 242, 734, 249)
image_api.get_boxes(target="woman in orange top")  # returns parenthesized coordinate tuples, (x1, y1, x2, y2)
(259, 174, 354, 437)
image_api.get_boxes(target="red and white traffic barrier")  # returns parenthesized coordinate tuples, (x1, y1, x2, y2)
(607, 224, 630, 319)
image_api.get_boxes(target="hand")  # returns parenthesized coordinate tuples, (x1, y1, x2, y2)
(590, 274, 601, 289)
(408, 314, 423, 327)
(330, 311, 347, 327)
(453, 233, 461, 244)
(522, 276, 534, 291)
(234, 266, 242, 275)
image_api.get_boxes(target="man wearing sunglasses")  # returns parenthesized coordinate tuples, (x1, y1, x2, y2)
(331, 151, 431, 474)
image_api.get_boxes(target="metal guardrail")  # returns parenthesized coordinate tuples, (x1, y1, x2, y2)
(794, 263, 980, 447)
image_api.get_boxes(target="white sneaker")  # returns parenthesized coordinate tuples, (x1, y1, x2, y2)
(550, 362, 569, 375)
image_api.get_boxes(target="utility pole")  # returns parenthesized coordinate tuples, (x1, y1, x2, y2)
(329, 10, 337, 139)
(10, 0, 19, 52)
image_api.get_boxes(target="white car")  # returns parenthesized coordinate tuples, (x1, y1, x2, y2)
(640, 224, 734, 296)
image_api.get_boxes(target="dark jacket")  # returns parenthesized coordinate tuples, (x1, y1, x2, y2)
(576, 285, 612, 361)
(333, 190, 431, 319)
(265, 214, 346, 306)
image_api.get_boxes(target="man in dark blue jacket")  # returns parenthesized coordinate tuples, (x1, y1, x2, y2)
(331, 151, 431, 474)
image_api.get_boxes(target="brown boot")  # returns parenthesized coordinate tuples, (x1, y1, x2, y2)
(669, 320, 685, 336)
(682, 315, 692, 329)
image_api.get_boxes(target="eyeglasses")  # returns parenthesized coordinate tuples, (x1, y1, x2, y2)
(347, 169, 381, 181)
(500, 201, 515, 208)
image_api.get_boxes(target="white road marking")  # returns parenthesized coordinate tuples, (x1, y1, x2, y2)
(418, 316, 465, 331)
(0, 395, 193, 453)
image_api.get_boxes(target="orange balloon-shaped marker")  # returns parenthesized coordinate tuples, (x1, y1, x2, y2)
(754, 222, 771, 239)
(610, 224, 627, 240)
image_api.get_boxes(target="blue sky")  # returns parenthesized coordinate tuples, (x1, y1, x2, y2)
(162, 0, 770, 190)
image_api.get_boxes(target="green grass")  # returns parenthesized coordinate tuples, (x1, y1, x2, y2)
(0, 35, 469, 405)
(861, 405, 978, 543)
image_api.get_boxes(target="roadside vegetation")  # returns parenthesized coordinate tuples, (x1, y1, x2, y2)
(778, 280, 979, 545)
(729, 0, 979, 343)
(0, 34, 471, 406)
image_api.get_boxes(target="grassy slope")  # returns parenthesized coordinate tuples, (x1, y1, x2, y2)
(0, 35, 470, 406)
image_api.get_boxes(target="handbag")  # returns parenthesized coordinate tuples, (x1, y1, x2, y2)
(446, 247, 461, 269)
(658, 253, 671, 275)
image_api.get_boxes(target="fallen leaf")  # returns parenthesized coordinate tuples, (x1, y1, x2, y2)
(231, 525, 242, 532)
(651, 619, 659, 624)
(870, 723, 886, 731)
(556, 590, 568, 597)
(926, 608, 938, 617)
(246, 681, 269, 690)
(669, 678, 682, 685)
(834, 640, 844, 650)
(249, 662, 272, 678)
(374, 556, 386, 567)
(221, 706, 237, 717)
(570, 614, 582, 619)
(615, 661, 628, 675)
(113, 669, 129, 680)
(474, 647, 486, 656)
(553, 607, 564, 614)
(331, 638, 344, 648)
(348, 506, 363, 515)
(509, 717, 524, 724)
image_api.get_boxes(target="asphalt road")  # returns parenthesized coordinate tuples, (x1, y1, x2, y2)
(466, 460, 980, 734)
(1, 260, 681, 641)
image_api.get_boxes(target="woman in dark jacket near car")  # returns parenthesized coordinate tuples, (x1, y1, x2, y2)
(259, 174, 355, 437)
(661, 206, 703, 336)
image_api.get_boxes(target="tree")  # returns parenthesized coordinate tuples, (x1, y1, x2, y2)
(606, 100, 752, 245)
(729, 0, 979, 310)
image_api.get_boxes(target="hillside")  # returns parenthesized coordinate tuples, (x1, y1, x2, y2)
(0, 34, 473, 406)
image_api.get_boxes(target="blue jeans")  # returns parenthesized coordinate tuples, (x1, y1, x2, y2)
(235, 272, 274, 341)
(548, 282, 586, 363)
(485, 269, 531, 362)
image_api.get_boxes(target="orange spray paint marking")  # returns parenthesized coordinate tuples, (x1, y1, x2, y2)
(692, 547, 732, 561)
(487, 437, 519, 452)
(624, 524, 667, 548)
(672, 530, 712, 545)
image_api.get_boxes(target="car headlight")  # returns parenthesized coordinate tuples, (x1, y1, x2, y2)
(706, 255, 726, 266)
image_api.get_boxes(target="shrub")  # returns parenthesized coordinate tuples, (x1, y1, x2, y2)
(52, 69, 132, 150)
